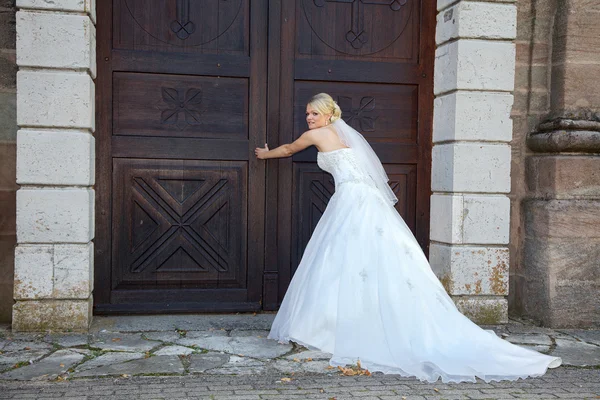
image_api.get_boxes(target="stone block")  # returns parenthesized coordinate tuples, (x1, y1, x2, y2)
(432, 143, 511, 193)
(0, 51, 17, 91)
(430, 243, 509, 296)
(430, 194, 510, 244)
(0, 142, 17, 191)
(454, 296, 508, 324)
(437, 2, 516, 45)
(524, 199, 600, 239)
(522, 236, 600, 328)
(438, 0, 516, 12)
(16, 11, 96, 77)
(551, 63, 600, 114)
(53, 243, 93, 299)
(434, 91, 513, 143)
(13, 245, 53, 300)
(0, 93, 17, 141)
(17, 129, 95, 185)
(16, 0, 96, 23)
(16, 188, 95, 243)
(17, 70, 95, 131)
(435, 40, 516, 94)
(12, 298, 92, 331)
(0, 6, 15, 49)
(526, 156, 600, 198)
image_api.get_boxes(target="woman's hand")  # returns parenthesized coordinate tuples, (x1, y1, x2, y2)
(255, 143, 270, 159)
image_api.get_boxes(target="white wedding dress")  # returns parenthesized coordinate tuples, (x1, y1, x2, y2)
(268, 146, 562, 383)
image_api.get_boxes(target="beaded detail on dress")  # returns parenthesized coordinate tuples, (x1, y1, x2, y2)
(317, 148, 378, 190)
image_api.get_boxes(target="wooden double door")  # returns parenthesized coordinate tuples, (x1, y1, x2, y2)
(95, 0, 434, 313)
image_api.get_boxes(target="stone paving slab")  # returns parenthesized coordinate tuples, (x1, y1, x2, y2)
(551, 338, 600, 367)
(0, 349, 84, 381)
(0, 316, 598, 384)
(74, 355, 184, 378)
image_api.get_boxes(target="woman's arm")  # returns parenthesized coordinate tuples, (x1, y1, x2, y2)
(255, 130, 317, 160)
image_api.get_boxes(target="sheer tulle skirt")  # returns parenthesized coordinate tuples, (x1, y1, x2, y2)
(268, 181, 561, 383)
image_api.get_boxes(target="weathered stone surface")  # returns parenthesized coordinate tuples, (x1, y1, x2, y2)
(284, 350, 332, 361)
(505, 334, 552, 346)
(434, 40, 515, 94)
(522, 236, 600, 328)
(16, 0, 96, 23)
(207, 355, 266, 375)
(527, 156, 600, 197)
(90, 314, 275, 333)
(13, 245, 53, 299)
(434, 91, 513, 143)
(154, 346, 194, 356)
(436, 2, 516, 45)
(271, 359, 333, 374)
(430, 244, 509, 296)
(91, 333, 160, 353)
(74, 355, 184, 377)
(454, 297, 508, 325)
(517, 344, 551, 354)
(188, 353, 230, 373)
(12, 299, 92, 332)
(0, 349, 50, 366)
(2, 340, 52, 352)
(558, 330, 600, 346)
(17, 129, 95, 186)
(525, 200, 600, 239)
(142, 331, 184, 343)
(550, 339, 600, 367)
(75, 352, 145, 372)
(0, 349, 83, 380)
(175, 336, 292, 360)
(16, 189, 94, 243)
(430, 194, 510, 245)
(432, 143, 511, 193)
(44, 333, 88, 347)
(229, 330, 270, 338)
(16, 11, 96, 77)
(17, 70, 94, 130)
(528, 130, 600, 154)
(52, 243, 93, 299)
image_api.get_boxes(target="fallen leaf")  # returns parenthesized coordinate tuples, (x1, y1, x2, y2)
(402, 397, 407, 400)
(252, 312, 257, 316)
(306, 357, 313, 362)
(293, 358, 300, 362)
(434, 388, 440, 392)
(357, 360, 362, 369)
(326, 365, 335, 370)
(111, 338, 121, 342)
(280, 377, 292, 382)
(24, 347, 31, 350)
(59, 363, 65, 367)
(121, 374, 130, 378)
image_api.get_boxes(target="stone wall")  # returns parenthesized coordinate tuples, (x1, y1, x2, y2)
(0, 0, 17, 323)
(430, 0, 516, 324)
(510, 0, 600, 328)
(12, 0, 96, 331)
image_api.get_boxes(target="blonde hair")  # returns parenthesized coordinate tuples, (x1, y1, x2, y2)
(308, 93, 342, 123)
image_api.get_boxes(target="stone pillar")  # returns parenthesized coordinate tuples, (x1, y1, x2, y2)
(522, 0, 600, 328)
(431, 0, 517, 324)
(0, 0, 17, 322)
(12, 0, 96, 331)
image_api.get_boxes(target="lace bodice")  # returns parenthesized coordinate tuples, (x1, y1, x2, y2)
(317, 148, 378, 190)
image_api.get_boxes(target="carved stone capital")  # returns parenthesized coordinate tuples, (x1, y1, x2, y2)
(527, 117, 600, 153)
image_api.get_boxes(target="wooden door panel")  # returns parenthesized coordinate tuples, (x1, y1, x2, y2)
(113, 72, 249, 138)
(265, 0, 434, 308)
(114, 0, 248, 54)
(112, 159, 247, 291)
(96, 0, 266, 313)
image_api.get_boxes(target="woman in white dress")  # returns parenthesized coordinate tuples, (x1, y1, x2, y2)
(254, 93, 562, 383)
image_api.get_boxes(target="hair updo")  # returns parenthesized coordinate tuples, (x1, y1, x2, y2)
(308, 93, 342, 123)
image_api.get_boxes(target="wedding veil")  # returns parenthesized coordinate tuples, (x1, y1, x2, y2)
(331, 119, 398, 207)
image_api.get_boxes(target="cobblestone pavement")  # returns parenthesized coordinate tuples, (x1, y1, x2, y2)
(0, 369, 599, 399)
(0, 315, 598, 399)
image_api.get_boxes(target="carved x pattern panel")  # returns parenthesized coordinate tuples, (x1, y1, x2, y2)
(112, 159, 247, 289)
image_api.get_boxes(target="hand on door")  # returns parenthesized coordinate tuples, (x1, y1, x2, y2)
(255, 143, 270, 159)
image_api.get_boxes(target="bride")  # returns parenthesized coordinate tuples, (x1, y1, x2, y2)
(254, 93, 561, 383)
